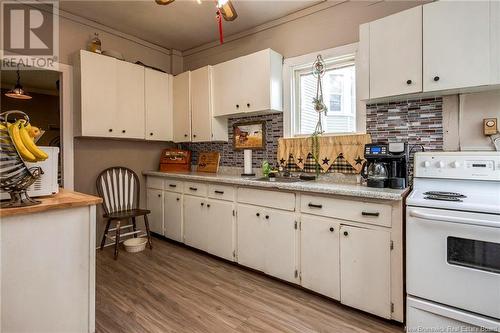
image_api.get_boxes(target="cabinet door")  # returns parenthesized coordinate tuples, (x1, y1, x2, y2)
(164, 191, 182, 242)
(145, 69, 173, 141)
(340, 225, 391, 318)
(146, 188, 164, 235)
(79, 50, 117, 137)
(237, 204, 267, 272)
(264, 208, 297, 283)
(190, 66, 212, 142)
(206, 199, 234, 261)
(183, 195, 209, 251)
(116, 61, 145, 139)
(300, 215, 340, 300)
(423, 1, 490, 91)
(239, 50, 271, 113)
(369, 6, 422, 98)
(212, 59, 241, 117)
(173, 71, 191, 142)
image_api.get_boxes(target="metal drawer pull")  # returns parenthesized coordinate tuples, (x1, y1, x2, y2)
(362, 211, 380, 217)
(169, 184, 177, 188)
(189, 187, 198, 191)
(308, 203, 323, 209)
(214, 190, 224, 194)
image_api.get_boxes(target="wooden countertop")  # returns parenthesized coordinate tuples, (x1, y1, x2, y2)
(0, 189, 102, 218)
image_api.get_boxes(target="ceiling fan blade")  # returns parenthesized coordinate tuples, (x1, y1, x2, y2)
(218, 0, 237, 21)
(155, 0, 175, 5)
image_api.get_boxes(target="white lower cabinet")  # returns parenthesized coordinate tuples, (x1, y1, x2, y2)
(164, 191, 183, 242)
(206, 199, 234, 261)
(183, 195, 209, 252)
(146, 188, 164, 235)
(300, 215, 340, 300)
(237, 204, 296, 283)
(340, 224, 391, 318)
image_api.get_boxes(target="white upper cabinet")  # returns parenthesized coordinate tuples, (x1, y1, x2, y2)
(145, 68, 173, 141)
(212, 49, 283, 117)
(78, 50, 117, 137)
(116, 60, 145, 139)
(369, 6, 422, 98)
(423, 1, 491, 92)
(190, 66, 228, 142)
(172, 71, 191, 142)
(76, 50, 173, 141)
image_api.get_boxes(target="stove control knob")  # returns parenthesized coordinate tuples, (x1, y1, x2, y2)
(451, 161, 460, 168)
(423, 161, 431, 168)
(436, 161, 446, 168)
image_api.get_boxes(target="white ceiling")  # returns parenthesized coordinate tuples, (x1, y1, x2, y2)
(60, 0, 322, 51)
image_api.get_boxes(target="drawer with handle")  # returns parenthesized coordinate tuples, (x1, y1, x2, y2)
(164, 179, 183, 193)
(301, 194, 392, 227)
(183, 181, 208, 197)
(208, 184, 235, 201)
(237, 188, 295, 211)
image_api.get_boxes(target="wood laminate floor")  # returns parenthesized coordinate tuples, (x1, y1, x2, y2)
(96, 238, 404, 333)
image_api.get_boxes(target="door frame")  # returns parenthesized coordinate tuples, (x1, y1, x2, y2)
(1, 59, 74, 190)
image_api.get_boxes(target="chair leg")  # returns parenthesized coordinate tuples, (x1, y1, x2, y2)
(114, 220, 121, 260)
(100, 218, 112, 250)
(143, 214, 153, 250)
(132, 217, 137, 238)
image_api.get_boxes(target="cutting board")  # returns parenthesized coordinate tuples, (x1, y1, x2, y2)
(197, 152, 220, 173)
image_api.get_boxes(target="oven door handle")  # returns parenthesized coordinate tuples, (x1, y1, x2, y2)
(409, 210, 499, 228)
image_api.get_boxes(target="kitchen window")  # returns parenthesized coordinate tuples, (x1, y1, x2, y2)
(291, 54, 356, 136)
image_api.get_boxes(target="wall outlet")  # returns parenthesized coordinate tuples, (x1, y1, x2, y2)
(484, 118, 498, 136)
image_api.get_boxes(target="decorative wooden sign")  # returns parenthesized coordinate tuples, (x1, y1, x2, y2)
(197, 152, 220, 173)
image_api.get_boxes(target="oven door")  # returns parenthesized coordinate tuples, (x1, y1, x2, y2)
(407, 207, 500, 319)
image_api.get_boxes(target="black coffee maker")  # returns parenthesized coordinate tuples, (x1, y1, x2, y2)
(361, 142, 409, 189)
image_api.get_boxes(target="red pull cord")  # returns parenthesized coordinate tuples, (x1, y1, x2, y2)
(217, 9, 224, 44)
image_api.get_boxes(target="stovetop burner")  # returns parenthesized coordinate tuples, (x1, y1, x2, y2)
(424, 194, 464, 202)
(423, 191, 467, 198)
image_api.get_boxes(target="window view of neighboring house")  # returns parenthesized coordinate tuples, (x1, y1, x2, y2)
(294, 58, 356, 136)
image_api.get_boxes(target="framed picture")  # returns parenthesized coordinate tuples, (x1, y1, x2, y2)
(233, 121, 266, 150)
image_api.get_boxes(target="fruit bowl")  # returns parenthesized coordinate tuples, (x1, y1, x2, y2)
(0, 110, 45, 208)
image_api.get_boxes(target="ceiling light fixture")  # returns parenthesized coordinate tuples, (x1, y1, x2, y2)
(155, 0, 175, 5)
(5, 69, 32, 100)
(217, 0, 237, 21)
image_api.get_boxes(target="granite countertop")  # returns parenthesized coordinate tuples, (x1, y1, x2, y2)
(0, 189, 102, 218)
(143, 171, 410, 201)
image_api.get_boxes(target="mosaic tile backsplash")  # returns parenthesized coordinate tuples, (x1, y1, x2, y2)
(183, 97, 444, 175)
(181, 113, 283, 168)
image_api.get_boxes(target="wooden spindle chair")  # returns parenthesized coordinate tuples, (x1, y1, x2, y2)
(96, 167, 152, 259)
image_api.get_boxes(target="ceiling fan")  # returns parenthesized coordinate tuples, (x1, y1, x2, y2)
(155, 0, 238, 44)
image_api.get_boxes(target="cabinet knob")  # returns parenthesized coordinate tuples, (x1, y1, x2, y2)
(406, 79, 412, 85)
(343, 231, 348, 236)
(329, 227, 334, 232)
(150, 132, 153, 136)
(176, 198, 180, 201)
(236, 104, 239, 108)
(201, 202, 204, 206)
(108, 129, 113, 132)
(433, 76, 440, 82)
(207, 204, 210, 208)
(256, 213, 260, 217)
(122, 130, 126, 133)
(247, 103, 250, 108)
(193, 134, 197, 138)
(184, 134, 188, 137)
(265, 215, 269, 220)
(157, 194, 161, 198)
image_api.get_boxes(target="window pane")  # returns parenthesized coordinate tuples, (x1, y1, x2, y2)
(297, 63, 356, 135)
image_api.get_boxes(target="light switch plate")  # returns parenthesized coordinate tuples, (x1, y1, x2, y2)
(484, 118, 498, 136)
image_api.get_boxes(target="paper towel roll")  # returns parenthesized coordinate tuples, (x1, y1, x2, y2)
(243, 149, 252, 174)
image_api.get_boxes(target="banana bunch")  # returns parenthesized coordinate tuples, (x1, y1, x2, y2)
(3, 120, 47, 162)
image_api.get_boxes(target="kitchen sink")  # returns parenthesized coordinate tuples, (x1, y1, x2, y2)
(255, 176, 303, 183)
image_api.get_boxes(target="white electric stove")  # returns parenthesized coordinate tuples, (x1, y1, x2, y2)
(406, 152, 500, 333)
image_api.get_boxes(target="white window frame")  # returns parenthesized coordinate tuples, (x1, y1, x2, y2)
(283, 43, 359, 138)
